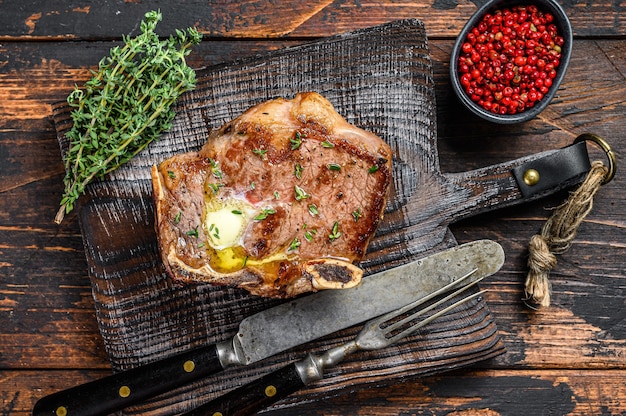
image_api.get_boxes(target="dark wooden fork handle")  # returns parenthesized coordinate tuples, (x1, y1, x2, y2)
(184, 363, 305, 416)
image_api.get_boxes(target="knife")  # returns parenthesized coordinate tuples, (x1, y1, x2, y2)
(32, 239, 504, 416)
(184, 269, 488, 416)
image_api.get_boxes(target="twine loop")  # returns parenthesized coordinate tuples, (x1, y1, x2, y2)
(524, 134, 615, 308)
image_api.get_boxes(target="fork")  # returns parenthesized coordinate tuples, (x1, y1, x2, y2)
(183, 269, 487, 416)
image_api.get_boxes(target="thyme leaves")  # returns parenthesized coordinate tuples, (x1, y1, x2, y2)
(328, 221, 342, 241)
(55, 10, 202, 223)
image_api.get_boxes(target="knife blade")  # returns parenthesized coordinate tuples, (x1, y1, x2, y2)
(32, 239, 503, 416)
(226, 239, 503, 365)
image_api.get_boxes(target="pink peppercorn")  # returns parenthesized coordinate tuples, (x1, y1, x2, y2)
(457, 4, 563, 115)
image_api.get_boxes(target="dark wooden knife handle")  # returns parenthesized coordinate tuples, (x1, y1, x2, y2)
(32, 345, 223, 416)
(184, 363, 305, 416)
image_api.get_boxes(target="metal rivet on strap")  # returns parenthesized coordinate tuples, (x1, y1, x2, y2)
(523, 169, 540, 186)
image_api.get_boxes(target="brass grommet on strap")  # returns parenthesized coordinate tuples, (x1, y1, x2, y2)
(574, 133, 616, 185)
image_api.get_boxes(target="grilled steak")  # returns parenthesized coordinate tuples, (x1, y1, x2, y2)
(152, 92, 392, 298)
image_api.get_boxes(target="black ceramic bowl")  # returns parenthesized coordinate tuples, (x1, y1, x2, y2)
(450, 0, 573, 124)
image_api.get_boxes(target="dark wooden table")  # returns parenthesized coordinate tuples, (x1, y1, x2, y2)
(1, 1, 624, 414)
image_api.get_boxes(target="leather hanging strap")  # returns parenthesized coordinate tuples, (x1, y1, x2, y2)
(512, 141, 591, 198)
(521, 134, 616, 308)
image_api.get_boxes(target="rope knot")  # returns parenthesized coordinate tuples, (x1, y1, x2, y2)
(524, 161, 608, 308)
(525, 234, 557, 307)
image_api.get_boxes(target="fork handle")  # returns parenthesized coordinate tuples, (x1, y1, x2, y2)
(184, 363, 306, 416)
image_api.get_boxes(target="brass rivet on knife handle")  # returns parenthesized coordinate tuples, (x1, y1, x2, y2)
(525, 134, 615, 308)
(264, 385, 277, 397)
(119, 385, 131, 398)
(183, 360, 196, 373)
(55, 406, 67, 416)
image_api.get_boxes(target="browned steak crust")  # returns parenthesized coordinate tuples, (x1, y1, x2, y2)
(152, 92, 392, 298)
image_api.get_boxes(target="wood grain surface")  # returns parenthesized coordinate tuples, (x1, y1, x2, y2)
(50, 20, 507, 415)
(1, 1, 625, 415)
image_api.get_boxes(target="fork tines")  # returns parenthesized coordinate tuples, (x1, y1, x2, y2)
(358, 268, 489, 349)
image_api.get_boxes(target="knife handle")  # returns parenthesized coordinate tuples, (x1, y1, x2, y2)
(32, 344, 224, 416)
(184, 363, 306, 416)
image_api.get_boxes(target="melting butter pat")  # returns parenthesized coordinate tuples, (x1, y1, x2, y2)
(204, 199, 254, 250)
(203, 195, 293, 273)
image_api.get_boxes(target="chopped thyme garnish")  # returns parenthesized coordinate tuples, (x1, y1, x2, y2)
(294, 163, 303, 179)
(208, 223, 220, 239)
(304, 229, 317, 242)
(294, 185, 310, 201)
(290, 131, 303, 150)
(254, 208, 276, 221)
(232, 209, 243, 215)
(208, 183, 224, 194)
(274, 190, 280, 200)
(308, 203, 319, 216)
(186, 226, 199, 238)
(174, 211, 181, 224)
(327, 163, 341, 171)
(321, 139, 335, 148)
(208, 158, 223, 179)
(167, 170, 176, 179)
(352, 208, 362, 222)
(253, 148, 267, 158)
(368, 165, 379, 174)
(287, 237, 301, 252)
(328, 221, 342, 241)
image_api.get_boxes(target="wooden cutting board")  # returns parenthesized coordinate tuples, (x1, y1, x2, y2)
(52, 19, 510, 415)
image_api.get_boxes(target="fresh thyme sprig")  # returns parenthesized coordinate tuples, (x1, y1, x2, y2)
(55, 10, 202, 224)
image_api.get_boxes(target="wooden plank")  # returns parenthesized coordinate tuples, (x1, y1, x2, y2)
(1, 370, 112, 415)
(3, 37, 625, 154)
(468, 244, 626, 368)
(0, 0, 625, 39)
(5, 370, 625, 415)
(46, 21, 511, 416)
(1, 38, 624, 370)
(280, 369, 626, 415)
(1, 219, 623, 370)
(0, 225, 110, 369)
(1, 34, 624, 416)
(0, 0, 624, 413)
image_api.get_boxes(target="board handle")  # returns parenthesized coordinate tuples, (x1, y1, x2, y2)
(445, 140, 592, 221)
(32, 345, 224, 416)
